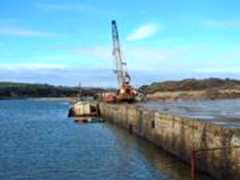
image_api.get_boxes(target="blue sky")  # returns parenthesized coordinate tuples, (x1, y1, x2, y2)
(1, 0, 240, 87)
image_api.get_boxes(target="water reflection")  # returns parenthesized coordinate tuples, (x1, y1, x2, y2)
(0, 100, 211, 180)
(104, 123, 211, 180)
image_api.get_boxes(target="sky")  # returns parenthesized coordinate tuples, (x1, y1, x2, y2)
(1, 0, 240, 87)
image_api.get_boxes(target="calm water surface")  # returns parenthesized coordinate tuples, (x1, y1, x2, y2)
(0, 100, 210, 180)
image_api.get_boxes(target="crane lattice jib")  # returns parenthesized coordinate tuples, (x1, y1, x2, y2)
(111, 20, 128, 88)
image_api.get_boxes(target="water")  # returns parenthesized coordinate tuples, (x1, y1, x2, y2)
(141, 99, 240, 128)
(0, 100, 209, 180)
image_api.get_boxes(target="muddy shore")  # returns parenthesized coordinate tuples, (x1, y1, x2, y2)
(146, 89, 240, 101)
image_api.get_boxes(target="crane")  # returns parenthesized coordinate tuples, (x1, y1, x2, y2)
(111, 20, 137, 102)
(112, 20, 129, 87)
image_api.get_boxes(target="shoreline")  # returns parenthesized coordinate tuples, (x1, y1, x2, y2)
(146, 89, 240, 101)
(2, 88, 240, 102)
(0, 97, 76, 102)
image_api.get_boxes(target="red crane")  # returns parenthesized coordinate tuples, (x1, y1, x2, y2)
(111, 20, 137, 102)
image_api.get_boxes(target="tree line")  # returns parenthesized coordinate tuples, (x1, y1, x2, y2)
(0, 82, 105, 99)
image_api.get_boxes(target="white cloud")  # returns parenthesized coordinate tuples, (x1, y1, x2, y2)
(126, 24, 159, 41)
(0, 26, 57, 37)
(194, 67, 240, 74)
(34, 2, 115, 16)
(0, 63, 67, 71)
(35, 2, 88, 11)
(205, 20, 240, 29)
(74, 45, 187, 71)
(75, 46, 112, 60)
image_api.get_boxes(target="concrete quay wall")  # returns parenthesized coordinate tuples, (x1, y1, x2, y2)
(99, 103, 240, 180)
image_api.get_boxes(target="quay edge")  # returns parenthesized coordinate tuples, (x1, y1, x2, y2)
(99, 102, 240, 180)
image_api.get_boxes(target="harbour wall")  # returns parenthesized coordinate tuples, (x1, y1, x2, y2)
(99, 102, 240, 180)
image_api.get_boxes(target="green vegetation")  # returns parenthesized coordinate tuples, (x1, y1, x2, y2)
(139, 78, 240, 94)
(0, 82, 105, 99)
(3, 78, 240, 100)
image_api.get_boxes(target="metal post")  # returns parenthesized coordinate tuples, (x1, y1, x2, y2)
(191, 147, 196, 180)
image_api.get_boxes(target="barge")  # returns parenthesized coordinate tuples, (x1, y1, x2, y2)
(68, 101, 102, 123)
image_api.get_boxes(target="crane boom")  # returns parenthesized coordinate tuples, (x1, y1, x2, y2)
(112, 20, 129, 88)
(101, 20, 143, 103)
(107, 20, 137, 103)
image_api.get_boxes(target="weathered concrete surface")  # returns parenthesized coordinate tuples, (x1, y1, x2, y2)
(99, 103, 240, 180)
(140, 100, 240, 128)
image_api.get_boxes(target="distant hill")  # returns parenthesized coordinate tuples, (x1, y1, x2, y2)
(139, 78, 240, 94)
(0, 82, 106, 99)
(3, 78, 240, 100)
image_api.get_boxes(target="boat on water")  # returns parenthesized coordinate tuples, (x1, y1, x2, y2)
(68, 101, 102, 123)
